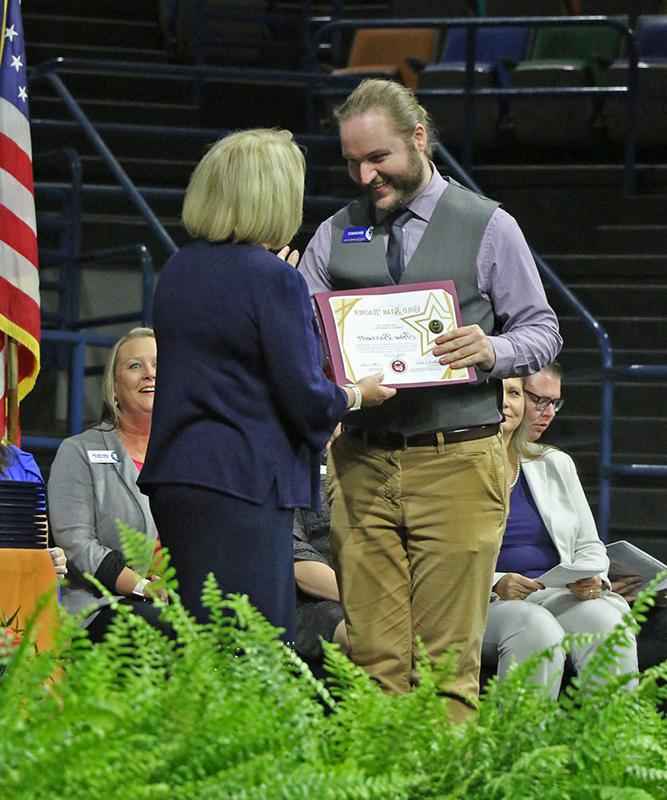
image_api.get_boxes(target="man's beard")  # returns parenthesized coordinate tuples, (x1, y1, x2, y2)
(368, 147, 426, 213)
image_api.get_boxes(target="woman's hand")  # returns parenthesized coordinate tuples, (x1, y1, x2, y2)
(48, 547, 68, 577)
(276, 246, 299, 267)
(494, 573, 544, 601)
(610, 575, 643, 601)
(567, 574, 603, 600)
(144, 575, 169, 604)
(354, 373, 397, 407)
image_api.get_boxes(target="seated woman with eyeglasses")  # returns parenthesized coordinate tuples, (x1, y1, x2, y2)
(481, 377, 638, 698)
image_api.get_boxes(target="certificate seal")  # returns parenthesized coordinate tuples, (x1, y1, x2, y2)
(428, 319, 444, 334)
(390, 359, 407, 373)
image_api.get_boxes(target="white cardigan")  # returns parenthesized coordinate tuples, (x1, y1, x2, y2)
(493, 447, 610, 589)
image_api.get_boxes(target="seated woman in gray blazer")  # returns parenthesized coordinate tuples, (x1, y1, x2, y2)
(48, 327, 169, 642)
(481, 377, 638, 698)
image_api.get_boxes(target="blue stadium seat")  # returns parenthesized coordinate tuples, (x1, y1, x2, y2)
(418, 25, 531, 150)
(602, 15, 667, 149)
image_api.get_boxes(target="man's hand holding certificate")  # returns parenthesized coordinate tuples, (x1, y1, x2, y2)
(314, 281, 478, 388)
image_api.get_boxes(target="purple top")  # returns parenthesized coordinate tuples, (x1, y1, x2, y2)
(0, 444, 43, 482)
(496, 470, 559, 578)
(299, 167, 562, 379)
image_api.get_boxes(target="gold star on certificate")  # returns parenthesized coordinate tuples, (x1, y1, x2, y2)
(401, 291, 456, 356)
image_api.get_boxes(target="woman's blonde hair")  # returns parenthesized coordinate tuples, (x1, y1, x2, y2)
(507, 377, 553, 463)
(182, 128, 305, 249)
(99, 327, 155, 429)
(334, 79, 435, 158)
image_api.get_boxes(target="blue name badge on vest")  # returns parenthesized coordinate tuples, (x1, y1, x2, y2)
(342, 226, 373, 243)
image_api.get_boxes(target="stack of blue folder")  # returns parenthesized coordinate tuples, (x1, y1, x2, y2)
(0, 481, 48, 549)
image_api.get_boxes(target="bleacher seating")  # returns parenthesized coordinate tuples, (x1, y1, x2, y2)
(331, 26, 440, 88)
(418, 24, 531, 149)
(602, 14, 667, 149)
(508, 18, 626, 149)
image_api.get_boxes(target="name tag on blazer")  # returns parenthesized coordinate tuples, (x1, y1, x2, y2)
(342, 226, 373, 243)
(87, 450, 120, 464)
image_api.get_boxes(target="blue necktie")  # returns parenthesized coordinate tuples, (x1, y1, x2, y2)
(385, 209, 413, 284)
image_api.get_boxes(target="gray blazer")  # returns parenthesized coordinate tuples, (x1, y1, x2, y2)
(48, 426, 158, 625)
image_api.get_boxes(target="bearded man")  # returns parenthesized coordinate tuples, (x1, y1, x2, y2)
(300, 79, 562, 720)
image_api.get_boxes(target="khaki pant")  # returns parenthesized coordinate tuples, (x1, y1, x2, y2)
(327, 430, 508, 720)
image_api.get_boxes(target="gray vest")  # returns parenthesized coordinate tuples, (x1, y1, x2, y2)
(329, 180, 502, 434)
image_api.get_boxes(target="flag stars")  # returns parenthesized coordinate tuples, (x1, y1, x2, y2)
(4, 24, 18, 42)
(10, 55, 23, 72)
(18, 86, 27, 102)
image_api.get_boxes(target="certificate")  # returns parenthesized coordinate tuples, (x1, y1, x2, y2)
(314, 281, 476, 388)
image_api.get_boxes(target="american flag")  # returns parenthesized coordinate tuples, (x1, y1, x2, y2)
(0, 0, 39, 440)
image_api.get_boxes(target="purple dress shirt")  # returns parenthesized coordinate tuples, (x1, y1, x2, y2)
(495, 470, 560, 579)
(299, 167, 562, 378)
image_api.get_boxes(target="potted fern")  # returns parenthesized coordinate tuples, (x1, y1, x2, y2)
(1, 523, 666, 799)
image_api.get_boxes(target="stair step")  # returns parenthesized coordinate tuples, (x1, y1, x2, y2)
(199, 80, 309, 130)
(31, 118, 223, 163)
(557, 382, 667, 417)
(615, 194, 667, 225)
(596, 224, 667, 253)
(544, 254, 667, 281)
(549, 283, 665, 317)
(555, 417, 667, 456)
(475, 162, 667, 192)
(38, 69, 199, 106)
(75, 155, 196, 188)
(27, 0, 160, 21)
(557, 349, 667, 372)
(26, 41, 167, 65)
(559, 315, 667, 349)
(30, 95, 201, 127)
(24, 13, 162, 49)
(610, 486, 667, 530)
(77, 211, 186, 262)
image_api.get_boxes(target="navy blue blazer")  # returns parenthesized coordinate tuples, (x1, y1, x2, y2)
(138, 240, 347, 511)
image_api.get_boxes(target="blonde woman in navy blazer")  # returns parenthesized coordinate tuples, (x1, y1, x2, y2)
(481, 378, 638, 697)
(138, 129, 394, 641)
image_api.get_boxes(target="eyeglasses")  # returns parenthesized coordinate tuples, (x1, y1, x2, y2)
(524, 389, 564, 413)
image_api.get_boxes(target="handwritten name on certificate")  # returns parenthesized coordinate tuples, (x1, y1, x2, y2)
(314, 281, 476, 389)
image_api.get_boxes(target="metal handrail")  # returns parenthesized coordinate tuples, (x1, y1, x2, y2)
(30, 61, 179, 257)
(21, 329, 117, 451)
(33, 147, 82, 328)
(74, 244, 154, 329)
(309, 16, 638, 194)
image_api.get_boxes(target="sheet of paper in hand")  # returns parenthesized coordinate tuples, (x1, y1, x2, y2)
(536, 561, 607, 589)
(606, 540, 667, 593)
(314, 281, 476, 389)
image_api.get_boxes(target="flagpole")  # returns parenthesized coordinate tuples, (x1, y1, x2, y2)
(7, 336, 19, 445)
